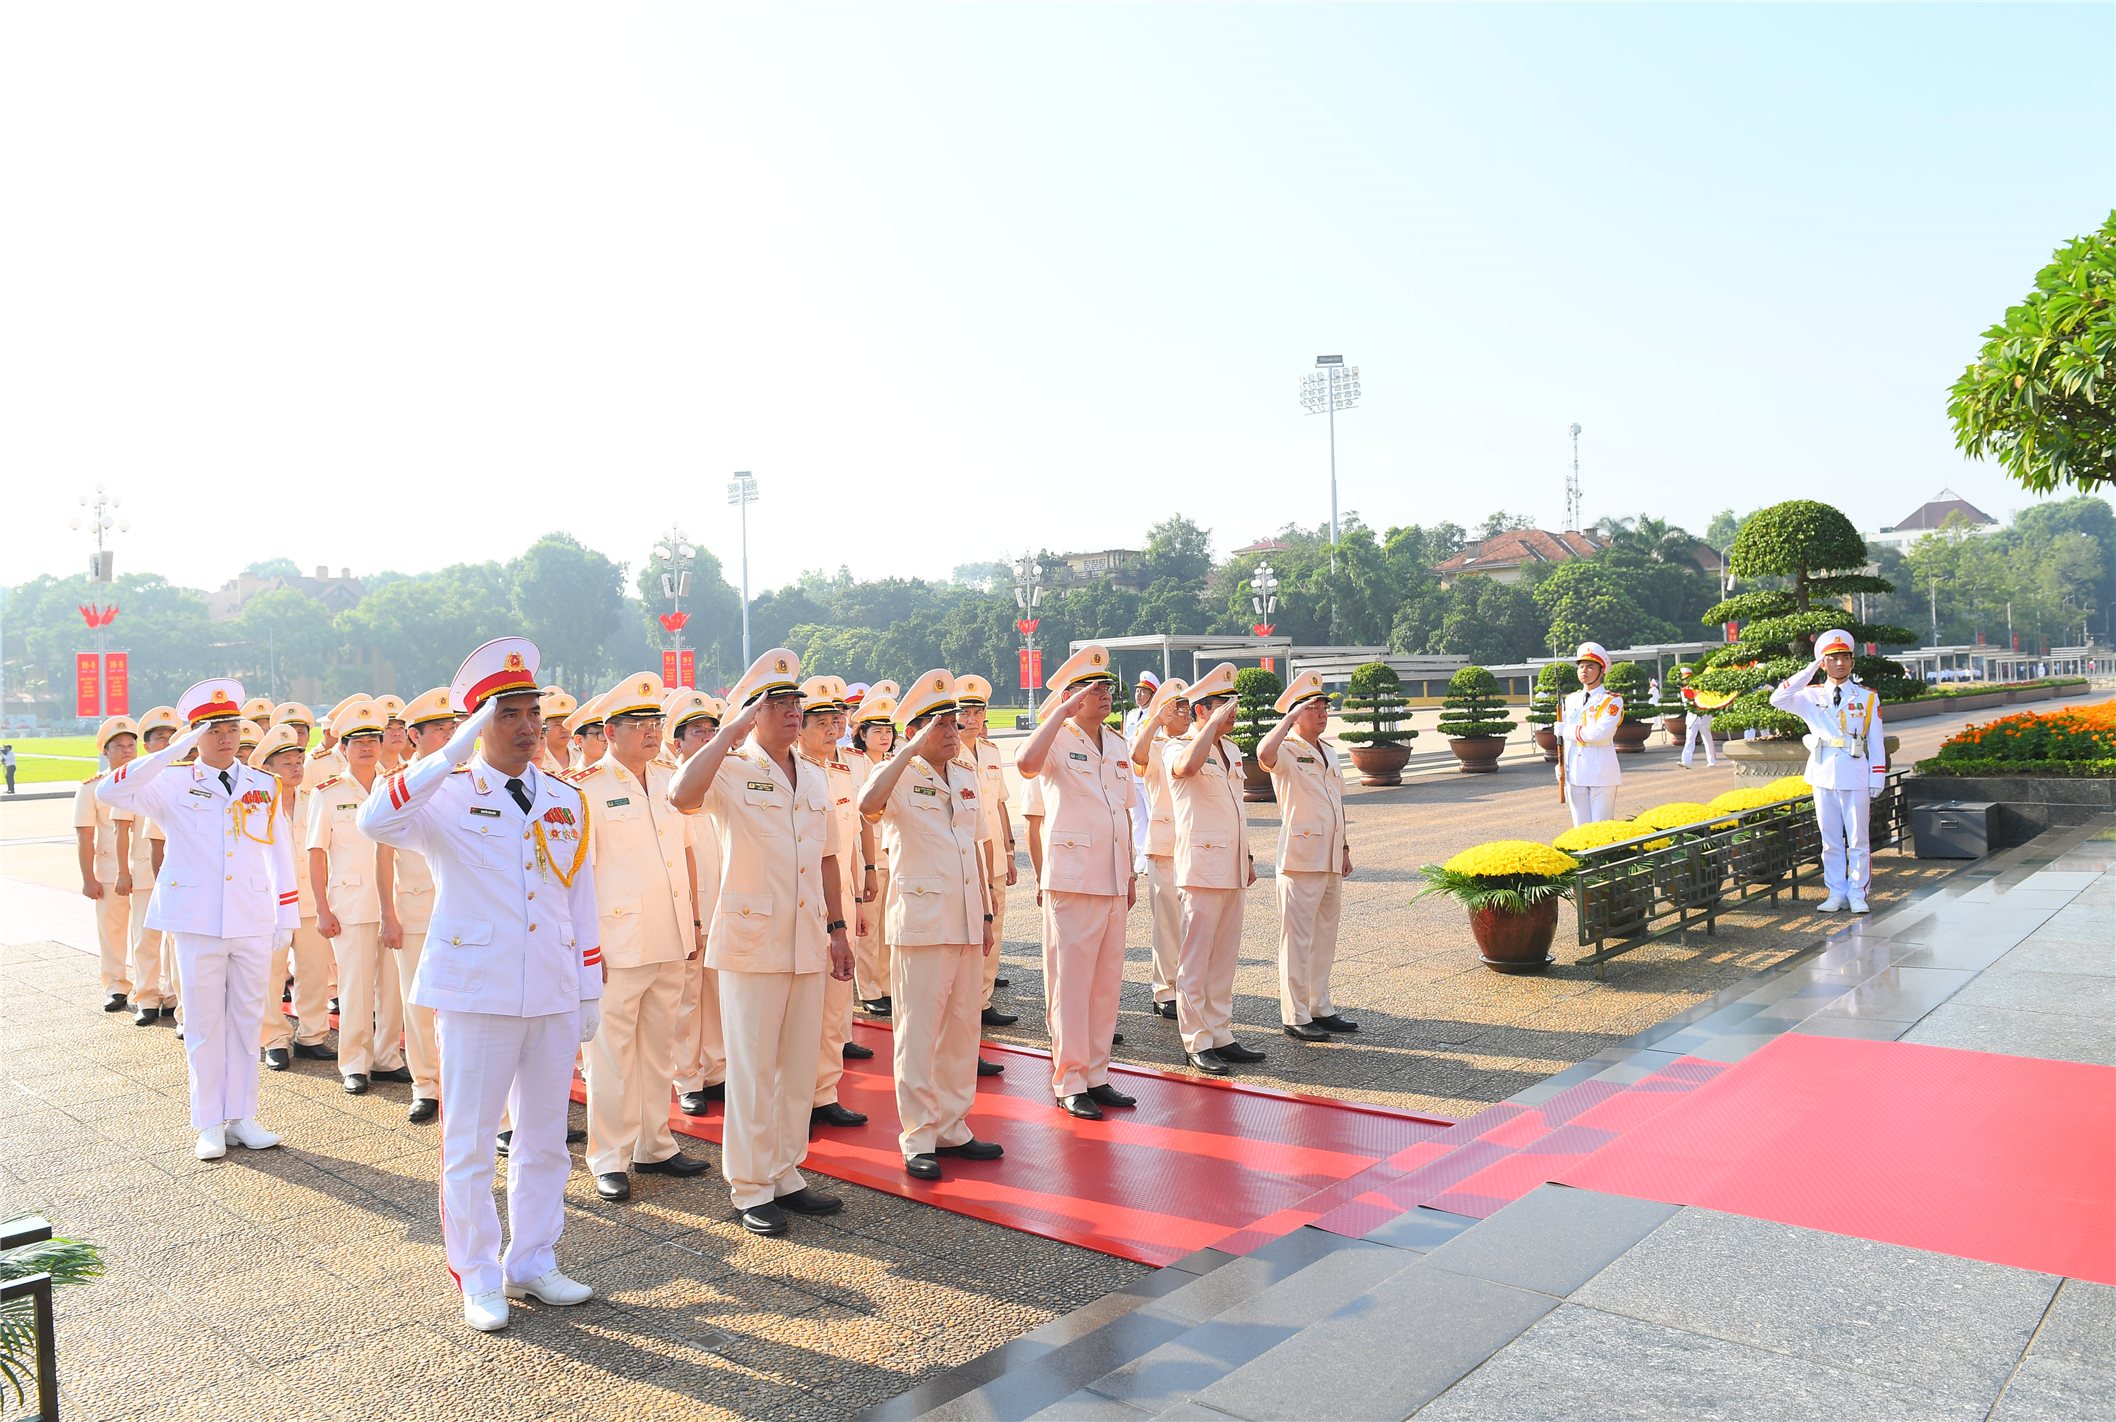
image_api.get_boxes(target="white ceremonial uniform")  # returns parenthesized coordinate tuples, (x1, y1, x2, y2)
(357, 754, 602, 1300)
(75, 775, 133, 997)
(1035, 720, 1135, 1099)
(673, 803, 726, 1097)
(576, 753, 691, 1176)
(1267, 731, 1347, 1028)
(1769, 676, 1887, 900)
(693, 740, 840, 1210)
(116, 806, 171, 1010)
(263, 778, 333, 1051)
(387, 826, 442, 1101)
(971, 737, 1011, 1010)
(1137, 731, 1180, 1008)
(805, 746, 862, 1108)
(307, 771, 404, 1078)
(1168, 731, 1250, 1055)
(1557, 687, 1623, 827)
(1680, 686, 1718, 768)
(97, 748, 298, 1128)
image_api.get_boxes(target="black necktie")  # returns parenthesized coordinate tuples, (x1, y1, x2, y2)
(1833, 685, 1842, 707)
(219, 770, 233, 794)
(506, 777, 533, 814)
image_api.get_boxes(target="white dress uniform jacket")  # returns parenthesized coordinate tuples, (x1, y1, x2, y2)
(97, 747, 299, 938)
(1557, 687, 1624, 787)
(1769, 679, 1887, 791)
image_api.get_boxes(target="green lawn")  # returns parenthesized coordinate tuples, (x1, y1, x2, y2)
(5, 735, 103, 785)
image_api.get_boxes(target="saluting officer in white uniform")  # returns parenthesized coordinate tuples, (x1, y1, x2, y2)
(357, 638, 603, 1333)
(1557, 642, 1624, 827)
(1257, 670, 1358, 1043)
(1770, 629, 1888, 913)
(97, 679, 298, 1162)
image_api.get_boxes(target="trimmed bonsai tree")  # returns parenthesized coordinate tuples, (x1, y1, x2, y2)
(1233, 666, 1284, 800)
(1525, 661, 1578, 761)
(1340, 661, 1416, 786)
(1656, 666, 1692, 723)
(1601, 661, 1656, 724)
(1439, 666, 1516, 772)
(1696, 499, 1920, 737)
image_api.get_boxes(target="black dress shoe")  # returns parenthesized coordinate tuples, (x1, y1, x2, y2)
(1187, 1049, 1230, 1075)
(842, 1041, 874, 1060)
(678, 1092, 715, 1116)
(634, 1152, 710, 1177)
(904, 1153, 942, 1181)
(1086, 1083, 1136, 1109)
(370, 1066, 414, 1084)
(861, 996, 893, 1017)
(977, 1058, 1004, 1077)
(993, 975, 1011, 988)
(1314, 1014, 1360, 1034)
(566, 1127, 586, 1144)
(595, 1173, 631, 1201)
(408, 1098, 439, 1124)
(1154, 1000, 1177, 1019)
(282, 982, 292, 1003)
(160, 1005, 179, 1020)
(1284, 1022, 1331, 1042)
(496, 1130, 512, 1157)
(739, 1201, 789, 1235)
(1216, 1041, 1268, 1063)
(328, 998, 340, 1015)
(1060, 1094, 1105, 1120)
(775, 1186, 842, 1216)
(262, 1048, 291, 1071)
(980, 1006, 1019, 1027)
(810, 1102, 868, 1128)
(936, 1138, 1004, 1160)
(342, 1073, 370, 1095)
(292, 1041, 337, 1061)
(132, 1006, 156, 1027)
(1112, 1032, 1124, 1045)
(103, 992, 128, 1012)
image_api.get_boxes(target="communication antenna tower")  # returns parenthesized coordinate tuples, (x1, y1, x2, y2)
(1565, 423, 1583, 533)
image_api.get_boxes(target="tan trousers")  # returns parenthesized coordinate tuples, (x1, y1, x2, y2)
(1176, 884, 1242, 1053)
(718, 969, 824, 1210)
(261, 919, 334, 1049)
(585, 959, 684, 1175)
(893, 942, 984, 1156)
(1145, 855, 1179, 1005)
(394, 926, 441, 1099)
(673, 954, 726, 1093)
(1278, 871, 1343, 1026)
(93, 885, 131, 996)
(1043, 891, 1128, 1099)
(814, 961, 857, 1106)
(331, 921, 404, 1076)
(854, 868, 894, 1002)
(979, 875, 1008, 1009)
(125, 876, 172, 1009)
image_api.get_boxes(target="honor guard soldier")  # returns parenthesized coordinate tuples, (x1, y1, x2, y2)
(798, 675, 872, 1130)
(98, 679, 298, 1161)
(78, 715, 141, 1012)
(664, 689, 731, 1114)
(564, 693, 610, 772)
(846, 688, 900, 1017)
(1014, 643, 1139, 1120)
(858, 671, 1003, 1180)
(1258, 671, 1357, 1042)
(537, 689, 576, 774)
(1678, 666, 1719, 769)
(115, 706, 181, 1025)
(308, 700, 410, 1095)
(953, 675, 1018, 1033)
(668, 649, 856, 1236)
(1128, 678, 1190, 1022)
(358, 638, 603, 1332)
(1167, 663, 1265, 1075)
(376, 687, 458, 1122)
(1558, 642, 1623, 827)
(252, 723, 333, 1073)
(576, 672, 709, 1200)
(1771, 630, 1887, 913)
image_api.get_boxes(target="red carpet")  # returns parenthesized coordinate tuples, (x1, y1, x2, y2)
(573, 1020, 1455, 1267)
(1559, 1033, 2116, 1284)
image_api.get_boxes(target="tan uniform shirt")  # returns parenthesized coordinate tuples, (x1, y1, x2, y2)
(1269, 732, 1347, 874)
(694, 739, 840, 974)
(73, 776, 121, 881)
(1169, 733, 1250, 890)
(802, 747, 863, 926)
(1034, 720, 1135, 896)
(287, 783, 319, 917)
(392, 842, 437, 931)
(972, 739, 1008, 870)
(114, 807, 164, 878)
(876, 754, 985, 946)
(306, 771, 382, 923)
(575, 754, 690, 969)
(1138, 732, 1177, 859)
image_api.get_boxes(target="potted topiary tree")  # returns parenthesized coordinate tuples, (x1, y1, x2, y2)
(1339, 661, 1416, 786)
(1525, 661, 1578, 763)
(1232, 666, 1284, 802)
(1438, 666, 1516, 772)
(1602, 661, 1656, 753)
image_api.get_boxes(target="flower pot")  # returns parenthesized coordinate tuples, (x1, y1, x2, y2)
(1469, 898, 1559, 974)
(1722, 737, 1810, 780)
(1241, 756, 1276, 803)
(1661, 713, 1687, 743)
(1613, 720, 1653, 755)
(1447, 737, 1506, 773)
(1533, 727, 1561, 763)
(1347, 743, 1411, 787)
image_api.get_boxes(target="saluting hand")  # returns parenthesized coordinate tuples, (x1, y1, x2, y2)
(721, 695, 764, 741)
(906, 716, 949, 760)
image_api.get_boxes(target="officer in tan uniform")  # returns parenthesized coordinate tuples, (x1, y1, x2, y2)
(237, 719, 264, 765)
(77, 715, 139, 1012)
(858, 671, 1002, 1179)
(115, 705, 181, 1025)
(564, 694, 609, 772)
(664, 689, 731, 1115)
(1167, 663, 1265, 1075)
(306, 699, 408, 1095)
(257, 724, 336, 1072)
(953, 675, 1018, 1031)
(669, 649, 855, 1235)
(1014, 644, 1139, 1119)
(846, 688, 899, 1017)
(376, 686, 457, 1122)
(308, 696, 359, 783)
(538, 689, 576, 774)
(376, 694, 409, 772)
(1128, 678, 1190, 1023)
(575, 672, 709, 1199)
(270, 702, 315, 743)
(241, 696, 276, 726)
(1257, 670, 1357, 1043)
(798, 675, 871, 1129)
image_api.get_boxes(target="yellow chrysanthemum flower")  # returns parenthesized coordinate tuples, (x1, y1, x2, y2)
(1552, 820, 1639, 852)
(1630, 801, 1721, 831)
(1765, 774, 1814, 797)
(1707, 786, 1793, 814)
(1443, 840, 1579, 878)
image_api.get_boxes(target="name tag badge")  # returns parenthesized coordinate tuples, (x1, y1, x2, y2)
(336, 802, 358, 811)
(189, 788, 214, 799)
(470, 807, 501, 818)
(746, 781, 777, 793)
(1297, 756, 1317, 764)
(1068, 752, 1088, 762)
(913, 785, 939, 797)
(606, 797, 631, 808)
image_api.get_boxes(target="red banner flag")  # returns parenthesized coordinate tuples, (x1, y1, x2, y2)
(659, 612, 689, 633)
(1724, 621, 1740, 642)
(104, 653, 129, 715)
(661, 649, 697, 689)
(1018, 648, 1043, 692)
(1260, 657, 1276, 672)
(76, 653, 100, 718)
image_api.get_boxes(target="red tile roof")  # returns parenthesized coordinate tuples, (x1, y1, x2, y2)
(1435, 529, 1604, 576)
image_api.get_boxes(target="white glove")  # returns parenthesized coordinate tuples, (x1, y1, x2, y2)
(578, 1001, 601, 1044)
(445, 699, 497, 767)
(170, 719, 213, 758)
(273, 927, 293, 951)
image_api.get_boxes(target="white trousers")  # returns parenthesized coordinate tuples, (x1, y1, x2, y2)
(892, 942, 984, 1156)
(1815, 789, 1872, 899)
(814, 960, 856, 1106)
(1682, 714, 1717, 767)
(1176, 885, 1242, 1053)
(331, 922, 404, 1076)
(1144, 855, 1180, 1005)
(433, 1007, 578, 1299)
(261, 919, 333, 1050)
(125, 876, 171, 1009)
(94, 885, 131, 996)
(395, 927, 441, 1100)
(1567, 784, 1617, 828)
(718, 970, 824, 1209)
(170, 932, 272, 1129)
(1044, 891, 1128, 1098)
(1278, 871, 1343, 1026)
(584, 960, 683, 1176)
(672, 955, 726, 1093)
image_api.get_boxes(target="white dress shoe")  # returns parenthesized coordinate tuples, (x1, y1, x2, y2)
(463, 1289, 510, 1331)
(194, 1125, 227, 1160)
(1848, 897, 1871, 914)
(1818, 896, 1844, 913)
(504, 1269, 593, 1306)
(227, 1118, 281, 1150)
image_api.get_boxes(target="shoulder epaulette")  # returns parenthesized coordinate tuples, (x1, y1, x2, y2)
(572, 763, 608, 781)
(313, 774, 343, 791)
(449, 765, 472, 775)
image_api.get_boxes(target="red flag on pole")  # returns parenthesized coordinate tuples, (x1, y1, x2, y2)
(1018, 648, 1043, 691)
(104, 653, 129, 715)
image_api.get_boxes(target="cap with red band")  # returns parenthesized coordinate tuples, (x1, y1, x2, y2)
(450, 637, 541, 714)
(179, 678, 247, 726)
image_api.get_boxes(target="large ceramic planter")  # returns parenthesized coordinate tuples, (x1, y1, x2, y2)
(1613, 720, 1653, 755)
(1448, 737, 1505, 773)
(1661, 713, 1687, 743)
(1469, 898, 1559, 974)
(1723, 737, 1810, 780)
(1348, 743, 1412, 787)
(1241, 757, 1276, 803)
(1533, 727, 1561, 763)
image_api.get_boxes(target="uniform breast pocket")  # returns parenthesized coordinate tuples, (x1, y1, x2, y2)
(715, 892, 773, 953)
(333, 868, 364, 888)
(741, 790, 783, 832)
(424, 916, 489, 993)
(891, 876, 947, 939)
(601, 897, 642, 954)
(250, 874, 271, 891)
(456, 813, 507, 866)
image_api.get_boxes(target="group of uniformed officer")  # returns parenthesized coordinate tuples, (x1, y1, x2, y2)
(83, 632, 1355, 1334)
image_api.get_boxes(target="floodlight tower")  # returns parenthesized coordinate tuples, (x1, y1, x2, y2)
(728, 472, 759, 663)
(1299, 355, 1360, 571)
(1565, 423, 1583, 534)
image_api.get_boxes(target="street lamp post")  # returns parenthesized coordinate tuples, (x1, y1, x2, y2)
(1566, 424, 1584, 534)
(727, 473, 759, 665)
(1298, 355, 1360, 571)
(1013, 553, 1045, 704)
(1250, 561, 1280, 672)
(653, 527, 697, 684)
(69, 485, 129, 719)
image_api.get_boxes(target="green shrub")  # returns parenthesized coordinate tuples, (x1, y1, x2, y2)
(1601, 662, 1656, 724)
(1525, 662, 1578, 729)
(1232, 667, 1284, 758)
(1438, 666, 1515, 741)
(1340, 662, 1415, 749)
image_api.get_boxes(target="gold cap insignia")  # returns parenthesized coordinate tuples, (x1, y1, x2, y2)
(504, 651, 525, 671)
(1091, 653, 1103, 665)
(210, 690, 231, 705)
(775, 658, 788, 673)
(639, 679, 650, 694)
(934, 677, 945, 690)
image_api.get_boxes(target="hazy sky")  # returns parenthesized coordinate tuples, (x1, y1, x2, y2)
(3, 2, 2110, 600)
